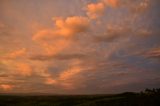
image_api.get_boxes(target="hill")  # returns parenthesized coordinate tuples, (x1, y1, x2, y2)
(0, 89, 160, 106)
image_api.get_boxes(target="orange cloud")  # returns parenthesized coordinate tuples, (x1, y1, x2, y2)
(0, 84, 13, 91)
(54, 16, 90, 37)
(0, 22, 5, 29)
(0, 59, 33, 78)
(34, 37, 71, 55)
(32, 29, 70, 55)
(45, 77, 57, 85)
(3, 48, 26, 59)
(57, 64, 85, 90)
(59, 66, 82, 81)
(86, 2, 105, 19)
(32, 16, 89, 55)
(44, 63, 84, 90)
(15, 63, 32, 76)
(103, 0, 119, 7)
(86, 0, 119, 19)
(33, 16, 90, 40)
(32, 29, 54, 42)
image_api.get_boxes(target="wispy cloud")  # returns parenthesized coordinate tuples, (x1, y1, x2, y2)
(143, 48, 160, 61)
(0, 84, 13, 91)
(30, 53, 88, 61)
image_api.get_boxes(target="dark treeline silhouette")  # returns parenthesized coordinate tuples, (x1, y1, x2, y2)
(142, 88, 160, 94)
(0, 88, 160, 106)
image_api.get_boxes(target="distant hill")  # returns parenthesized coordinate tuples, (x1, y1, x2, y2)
(0, 88, 160, 106)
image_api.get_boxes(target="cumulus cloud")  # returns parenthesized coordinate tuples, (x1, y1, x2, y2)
(86, 0, 119, 19)
(0, 0, 159, 93)
(33, 16, 90, 40)
(86, 2, 105, 19)
(32, 16, 90, 55)
(53, 16, 90, 37)
(86, 0, 151, 19)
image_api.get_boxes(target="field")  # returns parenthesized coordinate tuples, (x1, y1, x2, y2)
(0, 91, 160, 106)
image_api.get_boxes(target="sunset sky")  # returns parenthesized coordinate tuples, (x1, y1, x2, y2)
(0, 0, 160, 94)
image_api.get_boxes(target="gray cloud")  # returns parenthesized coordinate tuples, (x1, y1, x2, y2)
(93, 26, 132, 43)
(30, 53, 88, 61)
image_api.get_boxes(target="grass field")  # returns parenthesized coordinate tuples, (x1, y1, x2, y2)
(0, 90, 160, 106)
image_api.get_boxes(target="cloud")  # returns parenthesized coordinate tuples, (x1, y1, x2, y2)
(0, 74, 8, 77)
(43, 60, 85, 90)
(53, 16, 90, 37)
(0, 22, 6, 30)
(32, 16, 90, 55)
(94, 25, 131, 42)
(0, 84, 13, 91)
(33, 16, 90, 40)
(0, 0, 159, 93)
(32, 29, 71, 55)
(59, 66, 82, 81)
(54, 54, 87, 60)
(86, 2, 105, 19)
(2, 48, 27, 59)
(85, 0, 151, 20)
(58, 66, 84, 90)
(45, 77, 57, 85)
(93, 25, 153, 43)
(129, 0, 150, 14)
(0, 23, 8, 36)
(15, 63, 32, 77)
(30, 53, 87, 61)
(1, 61, 33, 77)
(102, 0, 119, 7)
(86, 0, 119, 19)
(0, 48, 32, 77)
(143, 48, 160, 61)
(136, 28, 152, 37)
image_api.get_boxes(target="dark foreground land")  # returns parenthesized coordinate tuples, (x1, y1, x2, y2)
(0, 89, 160, 106)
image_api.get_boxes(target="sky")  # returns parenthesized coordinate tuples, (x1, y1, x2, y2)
(0, 0, 160, 94)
